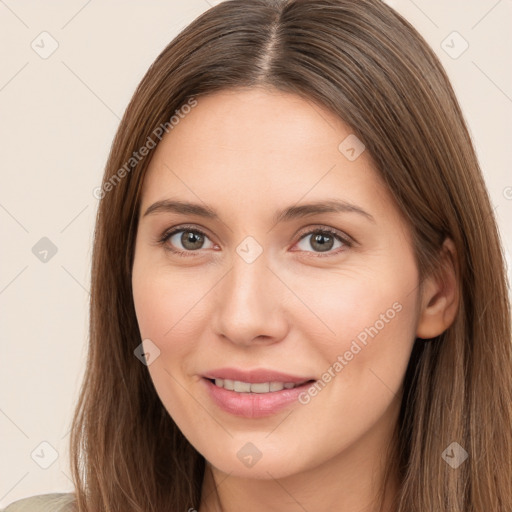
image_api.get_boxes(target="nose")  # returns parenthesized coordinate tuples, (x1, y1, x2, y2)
(212, 249, 289, 347)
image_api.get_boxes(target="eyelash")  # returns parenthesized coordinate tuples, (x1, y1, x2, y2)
(157, 224, 353, 258)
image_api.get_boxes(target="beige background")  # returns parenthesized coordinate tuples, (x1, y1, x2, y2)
(1, 0, 511, 506)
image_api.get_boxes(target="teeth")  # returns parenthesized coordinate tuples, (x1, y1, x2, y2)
(250, 382, 270, 393)
(212, 379, 305, 393)
(269, 382, 284, 392)
(234, 381, 251, 392)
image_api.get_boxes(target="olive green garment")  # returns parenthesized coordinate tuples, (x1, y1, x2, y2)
(0, 493, 75, 512)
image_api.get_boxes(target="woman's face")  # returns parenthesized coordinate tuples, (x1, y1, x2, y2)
(132, 87, 421, 480)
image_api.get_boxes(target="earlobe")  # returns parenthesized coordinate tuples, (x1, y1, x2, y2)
(416, 238, 460, 340)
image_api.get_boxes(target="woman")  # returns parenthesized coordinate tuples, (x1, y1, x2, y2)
(4, 0, 511, 510)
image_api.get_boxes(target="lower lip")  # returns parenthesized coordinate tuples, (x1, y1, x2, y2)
(202, 378, 314, 418)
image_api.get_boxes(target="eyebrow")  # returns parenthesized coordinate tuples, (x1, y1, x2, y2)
(143, 199, 375, 224)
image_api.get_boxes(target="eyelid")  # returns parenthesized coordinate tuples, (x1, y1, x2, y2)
(294, 225, 355, 245)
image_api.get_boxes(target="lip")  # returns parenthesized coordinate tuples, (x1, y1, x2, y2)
(201, 367, 316, 419)
(203, 367, 314, 384)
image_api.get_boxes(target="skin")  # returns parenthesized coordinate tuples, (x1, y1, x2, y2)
(131, 87, 459, 512)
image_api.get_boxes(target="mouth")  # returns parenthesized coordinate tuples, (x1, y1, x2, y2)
(201, 370, 317, 418)
(206, 377, 314, 394)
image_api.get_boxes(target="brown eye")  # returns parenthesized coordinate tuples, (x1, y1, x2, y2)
(309, 232, 335, 252)
(160, 227, 215, 254)
(295, 228, 351, 255)
(179, 230, 205, 251)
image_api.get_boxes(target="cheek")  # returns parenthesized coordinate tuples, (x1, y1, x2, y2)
(291, 254, 419, 394)
(132, 258, 211, 350)
(292, 263, 417, 348)
(131, 258, 219, 425)
(333, 296, 416, 394)
(132, 260, 209, 430)
(289, 274, 418, 455)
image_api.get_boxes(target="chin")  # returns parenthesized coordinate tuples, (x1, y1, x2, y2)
(197, 436, 314, 480)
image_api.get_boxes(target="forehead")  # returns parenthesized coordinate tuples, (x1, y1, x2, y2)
(159, 87, 352, 153)
(139, 87, 399, 227)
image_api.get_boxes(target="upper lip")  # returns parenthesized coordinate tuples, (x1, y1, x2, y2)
(203, 368, 315, 384)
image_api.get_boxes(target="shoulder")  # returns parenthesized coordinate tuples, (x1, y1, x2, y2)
(1, 493, 75, 512)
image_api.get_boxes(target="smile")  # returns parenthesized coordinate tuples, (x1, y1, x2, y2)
(210, 378, 309, 393)
(202, 377, 316, 418)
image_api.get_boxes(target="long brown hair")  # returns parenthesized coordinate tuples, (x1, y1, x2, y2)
(69, 0, 512, 510)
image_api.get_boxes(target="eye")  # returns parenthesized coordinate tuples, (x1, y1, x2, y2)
(293, 228, 352, 256)
(159, 225, 216, 256)
(158, 225, 352, 258)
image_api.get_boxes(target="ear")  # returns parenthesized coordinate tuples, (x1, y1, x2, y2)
(416, 237, 460, 340)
